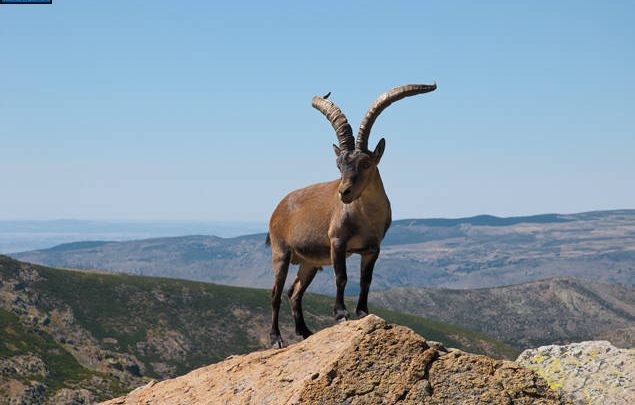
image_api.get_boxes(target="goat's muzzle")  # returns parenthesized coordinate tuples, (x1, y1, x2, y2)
(339, 185, 355, 204)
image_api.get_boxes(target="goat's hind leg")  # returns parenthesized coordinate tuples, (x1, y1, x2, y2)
(270, 248, 290, 348)
(288, 264, 319, 339)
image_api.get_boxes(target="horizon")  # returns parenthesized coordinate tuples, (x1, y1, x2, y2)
(2, 207, 635, 224)
(2, 1, 634, 222)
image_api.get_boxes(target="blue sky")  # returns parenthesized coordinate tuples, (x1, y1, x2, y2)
(1, 1, 633, 221)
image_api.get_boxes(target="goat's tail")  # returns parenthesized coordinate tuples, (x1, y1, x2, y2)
(265, 233, 271, 246)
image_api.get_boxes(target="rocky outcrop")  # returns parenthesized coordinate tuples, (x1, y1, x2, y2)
(0, 354, 48, 378)
(0, 261, 146, 383)
(0, 260, 145, 403)
(102, 315, 564, 405)
(517, 341, 634, 405)
(47, 388, 95, 405)
(0, 378, 46, 405)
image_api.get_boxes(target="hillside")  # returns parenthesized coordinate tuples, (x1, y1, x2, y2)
(0, 256, 514, 403)
(12, 210, 635, 293)
(0, 309, 125, 404)
(373, 277, 635, 349)
(101, 315, 565, 405)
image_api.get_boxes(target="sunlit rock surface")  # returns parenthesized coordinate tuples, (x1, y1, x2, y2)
(102, 315, 565, 405)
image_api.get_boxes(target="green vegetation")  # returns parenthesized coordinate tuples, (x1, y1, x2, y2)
(0, 309, 92, 393)
(28, 259, 517, 367)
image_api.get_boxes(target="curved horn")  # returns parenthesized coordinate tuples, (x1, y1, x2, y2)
(356, 83, 437, 151)
(312, 95, 355, 151)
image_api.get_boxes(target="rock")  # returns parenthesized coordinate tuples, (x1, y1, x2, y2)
(517, 340, 634, 405)
(0, 354, 48, 377)
(100, 315, 565, 405)
(46, 388, 95, 405)
(145, 328, 190, 362)
(0, 378, 46, 405)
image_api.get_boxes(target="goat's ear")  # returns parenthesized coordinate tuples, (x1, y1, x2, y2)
(332, 144, 342, 157)
(373, 138, 386, 163)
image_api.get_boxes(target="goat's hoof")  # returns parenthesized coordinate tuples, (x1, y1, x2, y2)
(270, 334, 285, 349)
(334, 309, 350, 322)
(356, 309, 369, 318)
(296, 328, 313, 339)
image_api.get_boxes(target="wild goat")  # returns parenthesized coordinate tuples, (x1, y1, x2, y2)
(267, 83, 437, 347)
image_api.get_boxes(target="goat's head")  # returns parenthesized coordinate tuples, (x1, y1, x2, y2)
(332, 144, 384, 204)
(312, 83, 437, 204)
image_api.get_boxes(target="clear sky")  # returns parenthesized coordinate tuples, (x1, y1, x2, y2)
(1, 1, 633, 222)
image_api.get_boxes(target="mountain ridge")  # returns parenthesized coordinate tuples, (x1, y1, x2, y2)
(12, 209, 635, 293)
(17, 209, 635, 253)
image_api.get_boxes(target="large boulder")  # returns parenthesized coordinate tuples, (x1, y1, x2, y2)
(101, 315, 564, 404)
(517, 341, 634, 405)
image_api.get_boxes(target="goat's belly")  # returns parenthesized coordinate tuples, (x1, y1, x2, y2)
(346, 233, 381, 253)
(290, 244, 331, 266)
(290, 247, 360, 266)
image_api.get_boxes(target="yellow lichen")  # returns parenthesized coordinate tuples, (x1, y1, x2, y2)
(549, 381, 562, 390)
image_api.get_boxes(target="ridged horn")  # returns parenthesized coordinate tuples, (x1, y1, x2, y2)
(312, 95, 355, 151)
(356, 83, 437, 151)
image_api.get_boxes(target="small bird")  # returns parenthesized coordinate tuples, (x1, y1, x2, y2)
(323, 91, 331, 100)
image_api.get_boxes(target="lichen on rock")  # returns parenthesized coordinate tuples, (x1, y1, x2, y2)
(517, 340, 634, 405)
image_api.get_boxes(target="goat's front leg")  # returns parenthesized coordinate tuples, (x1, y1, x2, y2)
(330, 238, 349, 322)
(356, 247, 379, 318)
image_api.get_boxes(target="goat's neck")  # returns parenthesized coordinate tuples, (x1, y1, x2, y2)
(340, 168, 390, 244)
(350, 168, 389, 210)
(365, 169, 388, 201)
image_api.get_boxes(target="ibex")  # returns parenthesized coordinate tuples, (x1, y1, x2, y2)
(267, 83, 437, 347)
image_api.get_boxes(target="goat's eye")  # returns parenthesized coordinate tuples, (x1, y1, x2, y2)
(359, 161, 371, 169)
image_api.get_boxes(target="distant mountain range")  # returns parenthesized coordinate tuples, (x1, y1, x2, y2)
(373, 277, 635, 349)
(0, 219, 264, 253)
(0, 256, 513, 403)
(12, 210, 635, 294)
